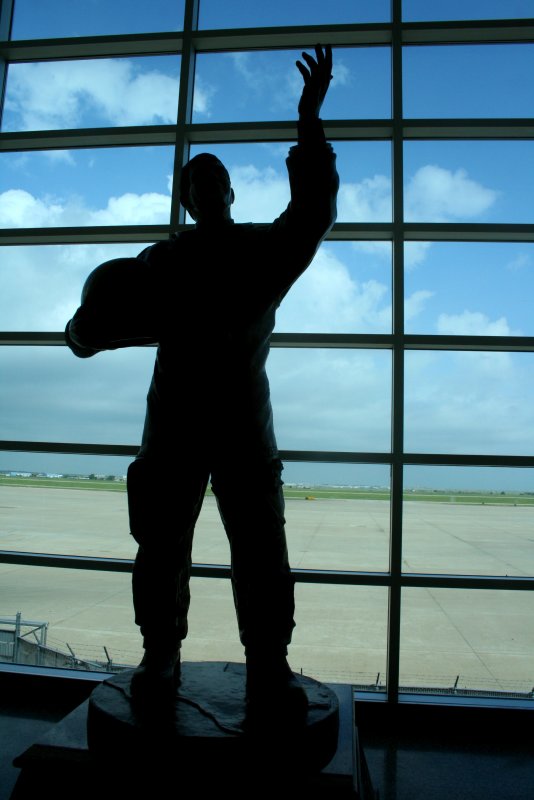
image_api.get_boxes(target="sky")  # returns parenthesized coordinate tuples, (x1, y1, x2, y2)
(1, 0, 534, 490)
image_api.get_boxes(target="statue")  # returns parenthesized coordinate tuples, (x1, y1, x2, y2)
(66, 45, 339, 722)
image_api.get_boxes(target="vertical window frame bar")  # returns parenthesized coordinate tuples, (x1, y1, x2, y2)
(169, 0, 200, 229)
(0, 0, 14, 127)
(387, 0, 405, 705)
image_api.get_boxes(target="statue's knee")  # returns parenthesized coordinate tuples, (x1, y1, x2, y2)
(127, 457, 161, 546)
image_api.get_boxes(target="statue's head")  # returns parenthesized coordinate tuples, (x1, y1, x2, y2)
(180, 153, 234, 222)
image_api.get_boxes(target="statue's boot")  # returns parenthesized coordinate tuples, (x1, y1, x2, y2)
(130, 645, 181, 705)
(245, 654, 308, 725)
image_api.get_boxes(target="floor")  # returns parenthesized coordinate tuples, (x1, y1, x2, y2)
(1, 669, 534, 799)
(357, 699, 534, 800)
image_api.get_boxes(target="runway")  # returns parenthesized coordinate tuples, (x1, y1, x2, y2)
(1, 485, 533, 694)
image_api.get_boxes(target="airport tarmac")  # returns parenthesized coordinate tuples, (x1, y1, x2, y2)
(1, 485, 533, 694)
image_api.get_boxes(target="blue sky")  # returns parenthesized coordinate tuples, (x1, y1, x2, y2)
(1, 1, 534, 490)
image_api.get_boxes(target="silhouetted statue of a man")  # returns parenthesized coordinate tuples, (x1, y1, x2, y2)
(66, 45, 338, 718)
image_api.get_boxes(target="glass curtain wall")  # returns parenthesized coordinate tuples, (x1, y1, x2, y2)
(1, 0, 533, 702)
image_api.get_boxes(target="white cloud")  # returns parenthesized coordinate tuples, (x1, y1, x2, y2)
(330, 62, 350, 88)
(405, 241, 432, 269)
(405, 164, 498, 222)
(351, 241, 390, 260)
(506, 252, 531, 272)
(230, 164, 290, 221)
(338, 165, 496, 226)
(270, 348, 391, 451)
(0, 242, 147, 331)
(403, 346, 534, 455)
(0, 189, 64, 227)
(0, 187, 171, 229)
(229, 52, 258, 90)
(42, 150, 76, 165)
(405, 290, 434, 321)
(5, 59, 180, 130)
(277, 246, 390, 333)
(193, 76, 216, 116)
(436, 310, 519, 337)
(338, 174, 391, 221)
(89, 192, 171, 226)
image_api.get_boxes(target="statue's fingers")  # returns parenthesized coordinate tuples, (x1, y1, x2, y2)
(301, 51, 317, 73)
(324, 44, 333, 74)
(296, 60, 310, 81)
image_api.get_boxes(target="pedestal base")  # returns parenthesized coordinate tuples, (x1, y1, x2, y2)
(12, 664, 377, 798)
(87, 661, 339, 781)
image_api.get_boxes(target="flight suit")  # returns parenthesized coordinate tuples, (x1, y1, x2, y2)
(66, 123, 338, 657)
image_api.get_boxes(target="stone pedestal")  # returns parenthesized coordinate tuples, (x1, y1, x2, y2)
(12, 663, 377, 798)
(87, 661, 339, 784)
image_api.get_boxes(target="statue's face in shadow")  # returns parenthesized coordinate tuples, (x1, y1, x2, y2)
(187, 157, 234, 221)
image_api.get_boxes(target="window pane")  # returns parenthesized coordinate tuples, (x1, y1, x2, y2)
(188, 141, 391, 224)
(404, 45, 534, 119)
(199, 0, 389, 28)
(405, 351, 534, 455)
(193, 48, 391, 123)
(276, 241, 392, 335)
(336, 142, 392, 223)
(0, 346, 154, 445)
(269, 349, 392, 452)
(0, 147, 174, 228)
(0, 461, 134, 559)
(404, 141, 534, 224)
(294, 584, 388, 686)
(10, 0, 184, 39)
(403, 466, 534, 576)
(3, 57, 180, 132)
(404, 242, 534, 337)
(0, 567, 141, 670)
(283, 462, 391, 572)
(401, 589, 534, 696)
(0, 243, 151, 331)
(403, 0, 534, 21)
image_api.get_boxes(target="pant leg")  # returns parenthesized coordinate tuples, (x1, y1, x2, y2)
(127, 454, 209, 649)
(210, 457, 296, 656)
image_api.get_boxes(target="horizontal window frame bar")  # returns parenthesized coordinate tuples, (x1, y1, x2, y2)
(0, 440, 138, 456)
(0, 225, 172, 245)
(0, 126, 177, 150)
(3, 331, 534, 352)
(1, 440, 533, 469)
(271, 333, 534, 351)
(186, 120, 534, 143)
(1, 551, 532, 590)
(403, 120, 534, 139)
(1, 223, 533, 246)
(402, 20, 534, 45)
(2, 20, 533, 62)
(0, 32, 186, 61)
(282, 452, 534, 468)
(2, 120, 534, 152)
(403, 224, 534, 242)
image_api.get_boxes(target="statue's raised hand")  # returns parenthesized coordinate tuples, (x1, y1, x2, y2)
(296, 44, 332, 119)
